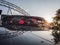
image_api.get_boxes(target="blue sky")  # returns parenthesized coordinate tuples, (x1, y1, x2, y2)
(0, 0, 60, 22)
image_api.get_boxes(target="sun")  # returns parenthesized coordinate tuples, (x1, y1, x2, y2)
(44, 17, 53, 23)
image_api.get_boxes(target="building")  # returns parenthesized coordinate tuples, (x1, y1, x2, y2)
(37, 17, 49, 30)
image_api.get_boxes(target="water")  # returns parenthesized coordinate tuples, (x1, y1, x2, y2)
(0, 27, 54, 45)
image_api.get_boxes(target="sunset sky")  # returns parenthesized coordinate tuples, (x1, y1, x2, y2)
(0, 0, 60, 22)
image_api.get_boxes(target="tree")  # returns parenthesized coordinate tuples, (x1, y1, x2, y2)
(53, 9, 60, 30)
(52, 9, 60, 44)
